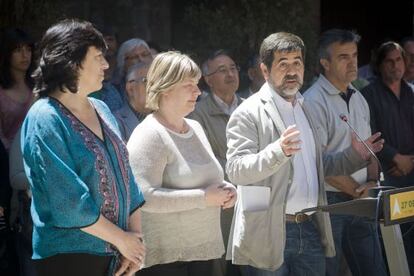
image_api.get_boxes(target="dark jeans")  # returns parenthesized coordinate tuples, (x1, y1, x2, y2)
(137, 259, 218, 276)
(240, 220, 325, 276)
(325, 192, 387, 276)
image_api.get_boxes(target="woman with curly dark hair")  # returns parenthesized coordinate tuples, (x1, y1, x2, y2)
(21, 19, 146, 276)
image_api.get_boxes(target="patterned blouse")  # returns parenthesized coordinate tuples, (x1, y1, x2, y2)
(21, 97, 144, 259)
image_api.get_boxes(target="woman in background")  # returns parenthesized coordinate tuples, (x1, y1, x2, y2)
(0, 27, 36, 276)
(0, 28, 35, 151)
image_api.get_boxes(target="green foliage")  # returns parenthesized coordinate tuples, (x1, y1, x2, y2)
(0, 0, 63, 38)
(177, 0, 319, 84)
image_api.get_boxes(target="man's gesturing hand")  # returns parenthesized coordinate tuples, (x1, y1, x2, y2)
(351, 132, 384, 160)
(280, 125, 301, 157)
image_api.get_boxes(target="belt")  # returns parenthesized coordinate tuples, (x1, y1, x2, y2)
(285, 213, 312, 223)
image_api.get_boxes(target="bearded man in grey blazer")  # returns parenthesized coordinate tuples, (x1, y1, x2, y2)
(225, 32, 384, 276)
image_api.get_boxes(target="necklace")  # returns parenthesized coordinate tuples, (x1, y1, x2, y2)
(154, 113, 188, 134)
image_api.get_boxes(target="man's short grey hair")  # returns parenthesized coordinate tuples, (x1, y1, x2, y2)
(260, 32, 305, 70)
(202, 49, 234, 76)
(125, 62, 149, 83)
(113, 38, 149, 85)
(318, 29, 360, 61)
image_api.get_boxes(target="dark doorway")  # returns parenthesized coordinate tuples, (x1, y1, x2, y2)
(321, 0, 413, 66)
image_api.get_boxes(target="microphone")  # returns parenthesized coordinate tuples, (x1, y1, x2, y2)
(339, 113, 385, 183)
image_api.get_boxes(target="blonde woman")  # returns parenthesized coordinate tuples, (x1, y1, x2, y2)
(128, 51, 237, 276)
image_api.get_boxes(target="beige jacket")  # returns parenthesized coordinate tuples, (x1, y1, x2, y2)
(189, 93, 243, 171)
(225, 83, 366, 270)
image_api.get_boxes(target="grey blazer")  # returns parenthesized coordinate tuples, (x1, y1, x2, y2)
(225, 82, 366, 270)
(189, 93, 243, 172)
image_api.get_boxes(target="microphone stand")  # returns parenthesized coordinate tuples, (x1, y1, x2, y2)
(339, 114, 394, 197)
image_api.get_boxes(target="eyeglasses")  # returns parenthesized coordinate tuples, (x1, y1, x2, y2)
(128, 77, 147, 84)
(124, 51, 152, 62)
(206, 65, 240, 76)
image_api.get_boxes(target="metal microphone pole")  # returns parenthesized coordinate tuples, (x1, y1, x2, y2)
(338, 115, 412, 276)
(339, 114, 385, 184)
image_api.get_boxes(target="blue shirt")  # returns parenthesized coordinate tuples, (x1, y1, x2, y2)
(21, 97, 144, 259)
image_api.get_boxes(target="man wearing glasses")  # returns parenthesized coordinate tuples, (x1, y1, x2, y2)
(189, 49, 243, 276)
(191, 49, 242, 170)
(114, 62, 150, 141)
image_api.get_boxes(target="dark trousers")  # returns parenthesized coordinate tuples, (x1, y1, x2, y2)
(34, 253, 112, 276)
(137, 259, 218, 276)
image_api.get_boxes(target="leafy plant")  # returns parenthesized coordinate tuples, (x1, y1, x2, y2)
(175, 0, 319, 85)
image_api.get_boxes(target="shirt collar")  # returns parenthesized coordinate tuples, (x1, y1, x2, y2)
(339, 87, 356, 102)
(212, 93, 238, 115)
(318, 74, 357, 96)
(269, 84, 304, 111)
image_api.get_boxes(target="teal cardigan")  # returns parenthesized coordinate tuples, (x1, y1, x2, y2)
(21, 97, 144, 259)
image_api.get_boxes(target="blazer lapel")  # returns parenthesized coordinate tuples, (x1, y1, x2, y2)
(260, 83, 286, 136)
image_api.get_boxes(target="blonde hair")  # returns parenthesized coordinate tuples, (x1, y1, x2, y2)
(146, 51, 201, 111)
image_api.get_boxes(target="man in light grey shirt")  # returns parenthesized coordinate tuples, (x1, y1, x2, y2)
(304, 29, 386, 276)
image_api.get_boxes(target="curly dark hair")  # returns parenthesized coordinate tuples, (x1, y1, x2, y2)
(0, 28, 35, 89)
(33, 19, 107, 97)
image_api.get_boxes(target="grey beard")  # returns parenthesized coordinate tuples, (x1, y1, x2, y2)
(280, 87, 299, 98)
(269, 82, 300, 100)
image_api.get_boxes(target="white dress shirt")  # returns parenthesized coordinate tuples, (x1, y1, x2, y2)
(271, 89, 319, 214)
